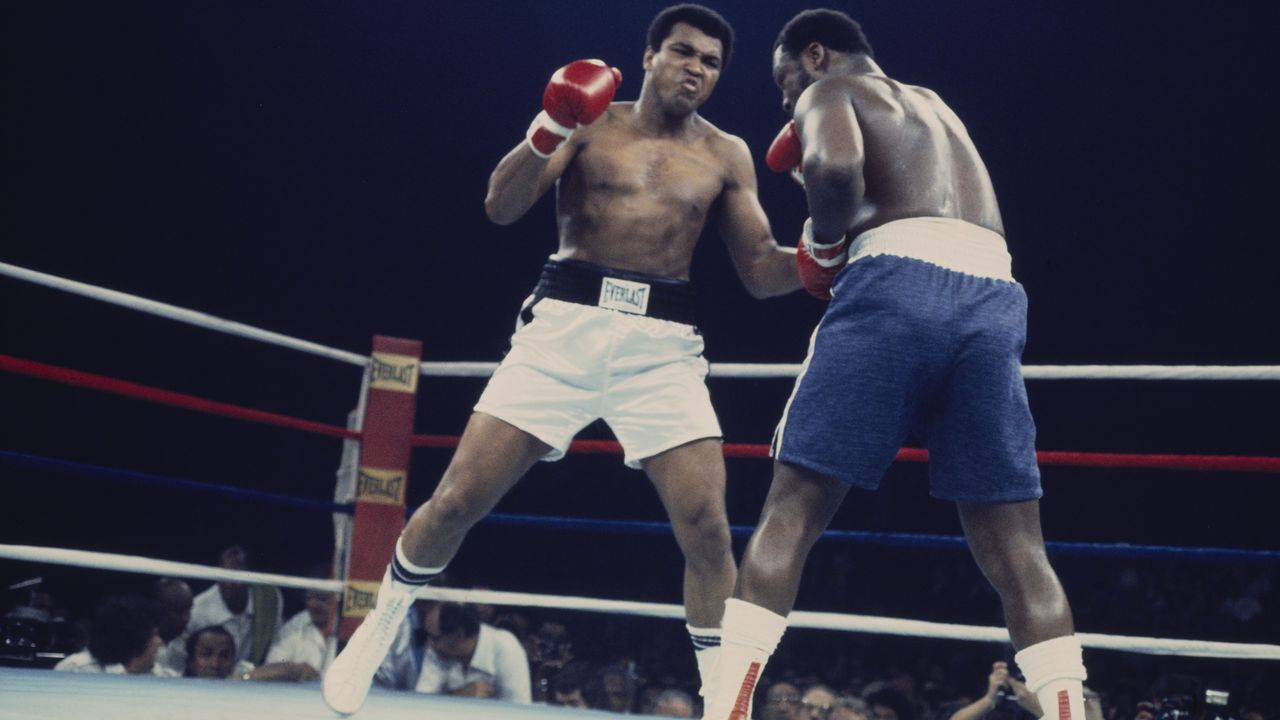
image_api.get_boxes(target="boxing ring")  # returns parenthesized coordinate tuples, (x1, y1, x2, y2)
(0, 665, 624, 720)
(2, 259, 1279, 718)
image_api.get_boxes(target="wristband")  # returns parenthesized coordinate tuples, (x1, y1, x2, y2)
(802, 219, 849, 268)
(526, 110, 575, 159)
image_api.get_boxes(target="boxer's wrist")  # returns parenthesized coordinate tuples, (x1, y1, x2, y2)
(526, 110, 575, 159)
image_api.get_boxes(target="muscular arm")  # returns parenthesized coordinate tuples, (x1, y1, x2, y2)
(483, 135, 578, 226)
(715, 136, 801, 298)
(794, 78, 864, 244)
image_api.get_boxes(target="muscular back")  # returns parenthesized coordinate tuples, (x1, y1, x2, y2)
(839, 75, 1004, 238)
(554, 103, 735, 278)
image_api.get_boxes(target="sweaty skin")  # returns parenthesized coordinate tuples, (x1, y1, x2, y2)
(743, 43, 1076, 652)
(554, 104, 747, 278)
(773, 47, 1004, 242)
(486, 22, 798, 296)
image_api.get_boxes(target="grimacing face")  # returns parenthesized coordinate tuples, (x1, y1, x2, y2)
(644, 22, 724, 112)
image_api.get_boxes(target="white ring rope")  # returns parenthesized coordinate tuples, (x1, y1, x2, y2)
(3, 543, 1277, 661)
(0, 261, 367, 368)
(417, 362, 1280, 381)
(4, 261, 1277, 381)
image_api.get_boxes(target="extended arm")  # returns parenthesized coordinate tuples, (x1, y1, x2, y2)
(715, 136, 801, 299)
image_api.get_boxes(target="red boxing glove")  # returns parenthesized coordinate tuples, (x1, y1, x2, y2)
(527, 59, 623, 158)
(766, 120, 805, 187)
(796, 219, 849, 300)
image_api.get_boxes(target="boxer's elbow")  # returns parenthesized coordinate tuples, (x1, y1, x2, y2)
(805, 161, 861, 196)
(483, 193, 521, 226)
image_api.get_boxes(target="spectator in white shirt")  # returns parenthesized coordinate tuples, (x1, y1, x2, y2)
(186, 545, 283, 666)
(265, 588, 336, 676)
(414, 601, 531, 703)
(185, 624, 319, 682)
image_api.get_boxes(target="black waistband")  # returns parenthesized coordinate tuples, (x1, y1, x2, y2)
(529, 258, 697, 326)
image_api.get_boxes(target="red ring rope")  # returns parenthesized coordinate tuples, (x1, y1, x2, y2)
(4, 353, 1276, 473)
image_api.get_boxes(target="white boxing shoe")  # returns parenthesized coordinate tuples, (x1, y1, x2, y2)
(322, 570, 414, 716)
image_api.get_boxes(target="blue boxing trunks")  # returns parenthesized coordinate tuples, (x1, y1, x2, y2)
(772, 217, 1042, 502)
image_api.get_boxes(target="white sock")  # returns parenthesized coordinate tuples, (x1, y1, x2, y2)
(388, 537, 444, 592)
(707, 599, 788, 719)
(1015, 635, 1088, 720)
(687, 625, 722, 699)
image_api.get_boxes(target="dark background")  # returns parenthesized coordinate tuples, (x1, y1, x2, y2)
(2, 0, 1278, 696)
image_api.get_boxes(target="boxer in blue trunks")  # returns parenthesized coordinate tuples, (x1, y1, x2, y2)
(707, 10, 1089, 720)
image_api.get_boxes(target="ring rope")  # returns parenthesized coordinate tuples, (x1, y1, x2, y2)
(4, 449, 1275, 564)
(0, 449, 350, 515)
(414, 435, 1280, 474)
(0, 260, 367, 368)
(8, 354, 1274, 473)
(5, 261, 1279, 381)
(0, 354, 359, 440)
(413, 361, 1280, 381)
(1, 543, 1276, 661)
(479, 513, 1280, 564)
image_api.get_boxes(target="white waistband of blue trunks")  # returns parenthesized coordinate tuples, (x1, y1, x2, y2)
(848, 217, 1014, 282)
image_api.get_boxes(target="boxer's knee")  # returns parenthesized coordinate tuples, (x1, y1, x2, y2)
(425, 464, 497, 532)
(671, 497, 732, 568)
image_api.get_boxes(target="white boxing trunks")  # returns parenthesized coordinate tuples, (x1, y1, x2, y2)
(475, 257, 721, 469)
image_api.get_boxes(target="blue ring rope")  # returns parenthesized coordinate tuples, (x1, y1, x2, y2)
(0, 449, 352, 515)
(3, 449, 1275, 563)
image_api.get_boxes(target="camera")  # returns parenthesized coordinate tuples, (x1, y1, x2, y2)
(1156, 688, 1232, 720)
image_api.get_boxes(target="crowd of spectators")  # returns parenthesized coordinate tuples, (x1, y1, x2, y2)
(2, 545, 1274, 719)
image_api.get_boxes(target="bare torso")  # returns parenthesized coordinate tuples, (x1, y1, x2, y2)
(840, 75, 1004, 238)
(554, 102, 737, 279)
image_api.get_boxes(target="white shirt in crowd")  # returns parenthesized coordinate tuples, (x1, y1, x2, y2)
(53, 649, 178, 677)
(186, 584, 283, 665)
(415, 624, 531, 703)
(265, 609, 335, 674)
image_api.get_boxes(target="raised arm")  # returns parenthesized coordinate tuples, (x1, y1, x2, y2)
(484, 60, 622, 226)
(715, 135, 801, 299)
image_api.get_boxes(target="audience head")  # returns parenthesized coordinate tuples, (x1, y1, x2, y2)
(151, 577, 193, 643)
(551, 660, 596, 709)
(215, 546, 250, 614)
(599, 660, 640, 713)
(88, 594, 162, 674)
(653, 687, 696, 717)
(765, 680, 805, 720)
(184, 625, 237, 678)
(803, 684, 837, 719)
(425, 602, 481, 662)
(830, 695, 871, 720)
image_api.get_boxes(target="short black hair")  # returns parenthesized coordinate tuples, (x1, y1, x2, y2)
(648, 4, 734, 68)
(436, 602, 481, 639)
(776, 9, 874, 59)
(87, 594, 158, 666)
(183, 625, 236, 677)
